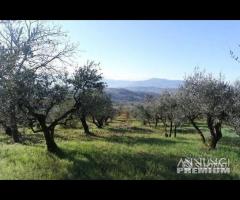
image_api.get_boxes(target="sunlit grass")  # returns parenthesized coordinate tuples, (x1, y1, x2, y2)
(0, 116, 239, 179)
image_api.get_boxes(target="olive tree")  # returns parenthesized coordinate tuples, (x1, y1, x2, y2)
(178, 74, 206, 143)
(227, 81, 240, 135)
(157, 91, 185, 137)
(182, 69, 234, 149)
(133, 95, 156, 127)
(0, 86, 28, 137)
(0, 20, 75, 144)
(18, 61, 105, 152)
(228, 49, 240, 135)
(171, 92, 186, 137)
(133, 104, 152, 126)
(0, 87, 17, 136)
(18, 69, 76, 153)
(90, 92, 115, 128)
(69, 61, 105, 135)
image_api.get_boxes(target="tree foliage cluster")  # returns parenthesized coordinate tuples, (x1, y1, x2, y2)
(0, 21, 115, 153)
(134, 68, 240, 149)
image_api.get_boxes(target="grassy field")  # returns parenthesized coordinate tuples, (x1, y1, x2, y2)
(0, 114, 239, 180)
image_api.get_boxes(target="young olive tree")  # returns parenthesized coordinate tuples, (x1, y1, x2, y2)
(133, 95, 156, 127)
(157, 91, 185, 137)
(90, 92, 115, 128)
(69, 61, 105, 135)
(171, 92, 186, 137)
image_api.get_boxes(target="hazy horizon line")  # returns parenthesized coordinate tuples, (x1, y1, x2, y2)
(103, 77, 184, 81)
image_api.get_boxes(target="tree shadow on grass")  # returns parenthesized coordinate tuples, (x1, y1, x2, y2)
(107, 126, 154, 134)
(0, 133, 45, 145)
(55, 147, 180, 179)
(21, 134, 45, 145)
(219, 136, 240, 148)
(97, 135, 179, 146)
(177, 127, 208, 135)
(177, 128, 198, 134)
(54, 132, 101, 143)
(55, 133, 83, 141)
(56, 147, 237, 180)
(181, 122, 206, 128)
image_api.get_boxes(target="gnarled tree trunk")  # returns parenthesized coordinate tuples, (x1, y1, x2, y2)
(38, 118, 59, 153)
(155, 117, 159, 128)
(189, 118, 206, 144)
(162, 120, 168, 137)
(169, 120, 173, 137)
(207, 116, 222, 149)
(1, 123, 12, 136)
(104, 116, 110, 125)
(43, 128, 58, 153)
(9, 104, 21, 143)
(80, 115, 91, 135)
(5, 126, 12, 136)
(147, 119, 151, 128)
(174, 125, 177, 137)
(92, 116, 104, 128)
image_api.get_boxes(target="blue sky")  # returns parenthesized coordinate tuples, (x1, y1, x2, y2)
(56, 20, 240, 82)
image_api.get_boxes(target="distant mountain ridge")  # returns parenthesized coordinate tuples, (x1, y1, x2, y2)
(105, 78, 183, 90)
(105, 88, 154, 103)
(105, 87, 176, 103)
(104, 78, 183, 103)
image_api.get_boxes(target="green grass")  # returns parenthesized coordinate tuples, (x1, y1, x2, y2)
(0, 116, 239, 180)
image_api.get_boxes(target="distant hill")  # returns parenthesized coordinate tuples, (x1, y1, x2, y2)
(104, 78, 183, 102)
(105, 78, 183, 94)
(125, 87, 178, 94)
(105, 88, 158, 103)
